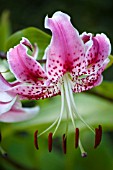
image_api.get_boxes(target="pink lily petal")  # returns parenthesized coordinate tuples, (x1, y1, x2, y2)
(86, 33, 111, 74)
(0, 73, 40, 122)
(80, 32, 93, 55)
(0, 92, 14, 102)
(0, 73, 22, 99)
(32, 43, 38, 59)
(94, 33, 111, 61)
(8, 83, 60, 100)
(0, 73, 12, 91)
(7, 37, 47, 85)
(73, 55, 109, 93)
(73, 73, 103, 93)
(0, 97, 39, 122)
(0, 72, 59, 100)
(45, 11, 86, 81)
(0, 95, 17, 115)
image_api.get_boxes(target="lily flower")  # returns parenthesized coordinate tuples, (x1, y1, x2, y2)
(0, 73, 39, 122)
(6, 11, 111, 155)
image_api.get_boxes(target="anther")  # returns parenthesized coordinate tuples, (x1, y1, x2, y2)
(75, 128, 79, 148)
(62, 134, 67, 154)
(34, 130, 39, 150)
(94, 125, 102, 148)
(48, 133, 53, 152)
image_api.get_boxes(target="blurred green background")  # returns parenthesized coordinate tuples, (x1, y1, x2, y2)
(0, 0, 113, 170)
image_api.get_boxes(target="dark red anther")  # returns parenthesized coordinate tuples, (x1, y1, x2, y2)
(48, 133, 53, 152)
(62, 134, 67, 154)
(34, 130, 39, 150)
(75, 128, 79, 148)
(94, 125, 102, 148)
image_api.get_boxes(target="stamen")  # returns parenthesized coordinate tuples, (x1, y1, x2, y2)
(75, 128, 79, 148)
(48, 133, 53, 152)
(62, 134, 67, 154)
(53, 85, 65, 136)
(64, 76, 75, 129)
(38, 116, 59, 137)
(94, 125, 102, 148)
(66, 76, 95, 134)
(94, 128, 99, 148)
(34, 130, 39, 150)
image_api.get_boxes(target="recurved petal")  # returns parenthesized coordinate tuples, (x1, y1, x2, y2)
(0, 95, 17, 115)
(80, 32, 93, 54)
(94, 33, 111, 61)
(0, 98, 39, 122)
(0, 92, 14, 102)
(86, 33, 111, 74)
(0, 73, 12, 91)
(7, 37, 47, 84)
(45, 11, 85, 81)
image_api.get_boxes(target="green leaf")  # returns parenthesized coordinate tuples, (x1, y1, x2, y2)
(0, 10, 11, 51)
(90, 81, 113, 101)
(106, 55, 113, 70)
(5, 27, 51, 59)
